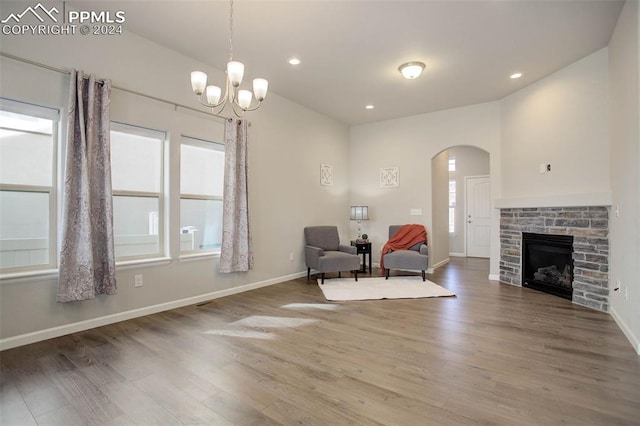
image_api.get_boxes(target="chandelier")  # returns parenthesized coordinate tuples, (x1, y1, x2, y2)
(190, 0, 268, 117)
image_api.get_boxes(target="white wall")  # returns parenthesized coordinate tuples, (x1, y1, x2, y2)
(431, 150, 450, 267)
(0, 30, 350, 344)
(608, 0, 640, 354)
(500, 48, 611, 204)
(349, 102, 501, 275)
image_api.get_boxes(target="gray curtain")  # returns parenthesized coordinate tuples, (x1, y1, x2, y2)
(57, 70, 117, 302)
(219, 118, 253, 272)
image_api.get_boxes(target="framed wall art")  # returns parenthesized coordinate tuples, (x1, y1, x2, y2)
(380, 166, 399, 188)
(320, 163, 333, 186)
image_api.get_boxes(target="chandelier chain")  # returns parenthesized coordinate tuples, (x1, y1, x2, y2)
(228, 0, 234, 62)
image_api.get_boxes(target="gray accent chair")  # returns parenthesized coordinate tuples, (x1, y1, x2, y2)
(304, 226, 360, 284)
(383, 225, 429, 281)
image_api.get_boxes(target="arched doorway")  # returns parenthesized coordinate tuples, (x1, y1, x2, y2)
(431, 146, 490, 260)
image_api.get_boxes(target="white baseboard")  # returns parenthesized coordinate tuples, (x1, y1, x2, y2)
(449, 252, 466, 257)
(428, 257, 450, 274)
(610, 308, 640, 355)
(488, 274, 500, 281)
(0, 271, 307, 351)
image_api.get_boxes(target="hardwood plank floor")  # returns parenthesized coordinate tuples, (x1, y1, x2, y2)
(1, 258, 639, 425)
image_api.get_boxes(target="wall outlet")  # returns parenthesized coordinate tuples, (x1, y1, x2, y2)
(289, 252, 295, 261)
(134, 274, 143, 288)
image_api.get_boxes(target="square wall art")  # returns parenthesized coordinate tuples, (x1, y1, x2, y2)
(380, 166, 399, 188)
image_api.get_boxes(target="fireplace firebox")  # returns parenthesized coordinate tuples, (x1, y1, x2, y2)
(522, 233, 574, 300)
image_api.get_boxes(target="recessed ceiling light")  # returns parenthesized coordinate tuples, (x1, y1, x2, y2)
(288, 58, 301, 65)
(365, 105, 375, 110)
(398, 62, 425, 79)
(510, 72, 523, 79)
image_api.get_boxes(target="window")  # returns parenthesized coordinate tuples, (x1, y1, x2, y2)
(0, 100, 58, 272)
(110, 123, 164, 260)
(180, 136, 224, 255)
(448, 152, 456, 171)
(449, 179, 456, 233)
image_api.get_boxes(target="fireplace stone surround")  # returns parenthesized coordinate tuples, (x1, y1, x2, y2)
(499, 206, 609, 312)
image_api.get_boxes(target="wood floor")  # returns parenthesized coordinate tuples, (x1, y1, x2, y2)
(1, 258, 639, 425)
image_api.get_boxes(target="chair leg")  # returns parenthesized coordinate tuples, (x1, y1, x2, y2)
(338, 271, 341, 278)
(354, 271, 358, 282)
(385, 269, 389, 279)
(422, 270, 426, 281)
(321, 273, 325, 284)
(307, 267, 310, 280)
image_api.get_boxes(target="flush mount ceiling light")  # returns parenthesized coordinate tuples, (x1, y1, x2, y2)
(190, 0, 268, 117)
(510, 72, 523, 79)
(365, 105, 375, 110)
(398, 61, 425, 79)
(288, 58, 301, 65)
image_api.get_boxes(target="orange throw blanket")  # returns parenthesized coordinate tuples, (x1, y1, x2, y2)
(380, 224, 427, 275)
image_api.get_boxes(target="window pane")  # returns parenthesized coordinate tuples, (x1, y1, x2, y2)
(111, 130, 162, 192)
(180, 199, 222, 252)
(180, 143, 224, 196)
(0, 190, 50, 268)
(113, 196, 159, 258)
(449, 179, 456, 233)
(0, 111, 53, 186)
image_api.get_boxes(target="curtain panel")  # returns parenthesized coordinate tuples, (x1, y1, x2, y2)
(57, 69, 117, 302)
(219, 118, 253, 273)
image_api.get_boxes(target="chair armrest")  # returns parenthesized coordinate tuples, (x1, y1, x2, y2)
(305, 245, 324, 269)
(338, 244, 357, 255)
(420, 244, 428, 255)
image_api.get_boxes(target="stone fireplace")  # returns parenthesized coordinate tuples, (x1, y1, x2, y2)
(499, 206, 609, 312)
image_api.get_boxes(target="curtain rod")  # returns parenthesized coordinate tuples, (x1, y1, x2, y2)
(0, 51, 230, 122)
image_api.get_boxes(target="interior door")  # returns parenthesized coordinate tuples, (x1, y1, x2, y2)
(466, 176, 491, 258)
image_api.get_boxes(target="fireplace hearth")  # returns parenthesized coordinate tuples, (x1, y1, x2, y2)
(522, 233, 573, 300)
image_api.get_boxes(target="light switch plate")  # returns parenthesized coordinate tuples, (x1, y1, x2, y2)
(410, 208, 422, 216)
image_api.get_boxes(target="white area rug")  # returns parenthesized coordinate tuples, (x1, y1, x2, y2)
(318, 276, 456, 301)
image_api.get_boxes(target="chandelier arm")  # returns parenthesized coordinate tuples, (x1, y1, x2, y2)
(230, 102, 247, 118)
(238, 100, 263, 112)
(195, 93, 226, 110)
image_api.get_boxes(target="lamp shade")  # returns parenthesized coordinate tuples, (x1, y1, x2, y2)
(205, 85, 222, 105)
(350, 206, 369, 221)
(237, 90, 253, 109)
(227, 61, 245, 86)
(191, 71, 207, 95)
(253, 78, 269, 102)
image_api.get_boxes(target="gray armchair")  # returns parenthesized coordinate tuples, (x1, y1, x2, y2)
(304, 226, 360, 284)
(383, 225, 429, 281)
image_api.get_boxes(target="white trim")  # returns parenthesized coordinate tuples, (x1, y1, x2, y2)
(488, 274, 500, 281)
(0, 271, 307, 351)
(610, 308, 640, 355)
(428, 257, 450, 274)
(494, 192, 612, 209)
(449, 252, 466, 257)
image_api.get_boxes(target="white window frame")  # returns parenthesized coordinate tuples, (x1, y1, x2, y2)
(180, 135, 224, 257)
(0, 98, 59, 274)
(448, 178, 456, 234)
(110, 122, 166, 262)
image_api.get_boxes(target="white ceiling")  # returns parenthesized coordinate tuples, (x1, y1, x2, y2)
(80, 0, 624, 125)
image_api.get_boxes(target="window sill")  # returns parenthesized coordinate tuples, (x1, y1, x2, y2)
(116, 257, 172, 270)
(0, 268, 58, 284)
(180, 251, 220, 263)
(1, 257, 174, 284)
